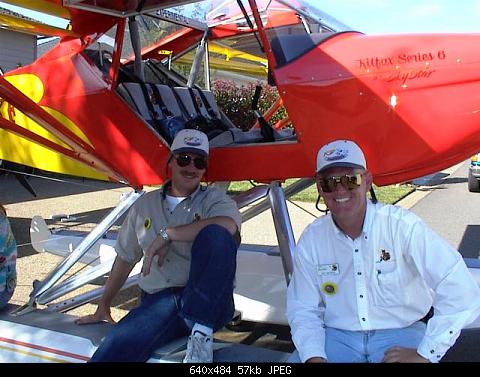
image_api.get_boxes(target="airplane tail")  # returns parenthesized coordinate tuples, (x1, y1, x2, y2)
(30, 216, 117, 264)
(30, 215, 51, 253)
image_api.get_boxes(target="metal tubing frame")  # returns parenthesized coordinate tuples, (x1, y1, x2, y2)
(27, 190, 144, 308)
(37, 258, 115, 305)
(129, 16, 145, 82)
(240, 177, 315, 221)
(46, 274, 140, 313)
(187, 29, 210, 88)
(109, 18, 126, 87)
(204, 41, 211, 90)
(268, 182, 295, 282)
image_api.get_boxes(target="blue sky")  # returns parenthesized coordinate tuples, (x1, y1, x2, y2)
(0, 1, 479, 34)
(316, 0, 480, 34)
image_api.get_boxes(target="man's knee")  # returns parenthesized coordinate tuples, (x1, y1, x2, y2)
(192, 224, 237, 265)
(195, 224, 236, 249)
(198, 224, 230, 237)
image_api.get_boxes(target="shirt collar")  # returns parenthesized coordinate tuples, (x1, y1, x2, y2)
(328, 199, 373, 239)
(161, 180, 205, 200)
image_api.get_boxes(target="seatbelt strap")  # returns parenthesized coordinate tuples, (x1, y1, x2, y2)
(172, 88, 194, 120)
(149, 83, 174, 118)
(138, 82, 160, 121)
(195, 88, 218, 119)
(187, 87, 203, 115)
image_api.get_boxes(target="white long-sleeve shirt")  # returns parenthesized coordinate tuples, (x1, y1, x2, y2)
(287, 201, 480, 363)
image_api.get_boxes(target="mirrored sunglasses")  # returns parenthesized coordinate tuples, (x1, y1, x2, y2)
(175, 154, 207, 170)
(317, 173, 363, 193)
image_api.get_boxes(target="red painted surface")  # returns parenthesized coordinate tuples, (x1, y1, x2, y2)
(274, 32, 480, 185)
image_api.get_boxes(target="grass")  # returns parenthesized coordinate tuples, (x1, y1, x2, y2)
(228, 179, 415, 205)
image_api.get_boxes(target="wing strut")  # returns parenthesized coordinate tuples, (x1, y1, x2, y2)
(11, 190, 144, 316)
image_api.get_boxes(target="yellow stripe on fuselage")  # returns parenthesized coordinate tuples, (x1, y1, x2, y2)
(0, 74, 108, 180)
(0, 344, 70, 363)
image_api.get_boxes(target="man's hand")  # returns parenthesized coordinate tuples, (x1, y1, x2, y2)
(75, 305, 115, 325)
(306, 357, 327, 363)
(141, 235, 169, 276)
(382, 346, 429, 363)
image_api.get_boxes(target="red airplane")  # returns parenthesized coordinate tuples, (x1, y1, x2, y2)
(2, 0, 480, 189)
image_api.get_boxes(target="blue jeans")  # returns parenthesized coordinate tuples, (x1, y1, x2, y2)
(90, 224, 237, 362)
(288, 321, 426, 363)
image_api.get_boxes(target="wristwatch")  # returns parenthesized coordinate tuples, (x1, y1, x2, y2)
(158, 227, 171, 243)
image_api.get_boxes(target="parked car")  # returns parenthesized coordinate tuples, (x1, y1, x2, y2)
(468, 153, 480, 192)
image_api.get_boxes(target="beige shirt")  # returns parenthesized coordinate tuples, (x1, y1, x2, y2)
(115, 182, 242, 293)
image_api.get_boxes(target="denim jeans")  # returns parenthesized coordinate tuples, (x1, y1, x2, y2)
(288, 321, 426, 363)
(90, 224, 237, 362)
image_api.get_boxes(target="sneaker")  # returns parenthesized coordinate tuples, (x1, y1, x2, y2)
(183, 330, 213, 363)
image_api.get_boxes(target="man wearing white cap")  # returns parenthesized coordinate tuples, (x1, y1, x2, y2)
(77, 129, 241, 363)
(286, 139, 480, 363)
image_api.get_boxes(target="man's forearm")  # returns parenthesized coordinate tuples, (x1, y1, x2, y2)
(99, 256, 136, 308)
(166, 216, 237, 242)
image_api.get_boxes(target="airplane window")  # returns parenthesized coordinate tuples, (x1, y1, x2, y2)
(269, 26, 336, 67)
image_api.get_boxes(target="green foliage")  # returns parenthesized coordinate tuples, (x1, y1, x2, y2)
(171, 62, 206, 88)
(372, 184, 415, 204)
(228, 180, 415, 205)
(211, 80, 288, 131)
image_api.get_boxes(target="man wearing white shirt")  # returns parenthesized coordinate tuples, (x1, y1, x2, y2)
(286, 139, 480, 363)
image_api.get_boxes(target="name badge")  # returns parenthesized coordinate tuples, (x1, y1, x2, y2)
(317, 263, 339, 276)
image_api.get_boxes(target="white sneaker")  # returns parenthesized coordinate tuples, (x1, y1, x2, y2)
(183, 330, 213, 363)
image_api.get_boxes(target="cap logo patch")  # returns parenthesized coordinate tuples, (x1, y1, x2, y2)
(183, 136, 202, 146)
(324, 148, 348, 162)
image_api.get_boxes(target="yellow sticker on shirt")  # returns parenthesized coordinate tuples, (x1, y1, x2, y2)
(144, 217, 152, 229)
(321, 282, 338, 295)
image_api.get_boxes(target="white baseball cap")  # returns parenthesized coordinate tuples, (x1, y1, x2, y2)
(316, 140, 366, 173)
(170, 129, 209, 157)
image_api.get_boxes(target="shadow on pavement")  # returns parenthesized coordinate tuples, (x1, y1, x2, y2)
(0, 172, 125, 205)
(458, 225, 480, 259)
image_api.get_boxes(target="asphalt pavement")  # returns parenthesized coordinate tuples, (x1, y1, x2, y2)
(409, 160, 480, 259)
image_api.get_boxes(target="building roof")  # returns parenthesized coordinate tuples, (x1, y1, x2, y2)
(0, 6, 37, 23)
(37, 37, 59, 56)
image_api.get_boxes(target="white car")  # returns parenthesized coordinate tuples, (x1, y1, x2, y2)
(468, 153, 480, 192)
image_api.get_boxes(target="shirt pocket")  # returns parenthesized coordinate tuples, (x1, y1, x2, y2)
(373, 261, 405, 307)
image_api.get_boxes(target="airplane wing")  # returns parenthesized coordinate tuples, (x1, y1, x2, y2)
(0, 12, 76, 37)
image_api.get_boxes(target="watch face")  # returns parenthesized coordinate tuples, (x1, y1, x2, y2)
(159, 228, 169, 242)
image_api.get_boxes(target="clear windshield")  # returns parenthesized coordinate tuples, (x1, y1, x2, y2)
(202, 0, 351, 31)
(276, 0, 352, 31)
(95, 1, 356, 81)
(201, 0, 354, 67)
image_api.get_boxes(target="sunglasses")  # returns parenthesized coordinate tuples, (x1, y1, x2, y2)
(174, 154, 207, 170)
(317, 173, 363, 193)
